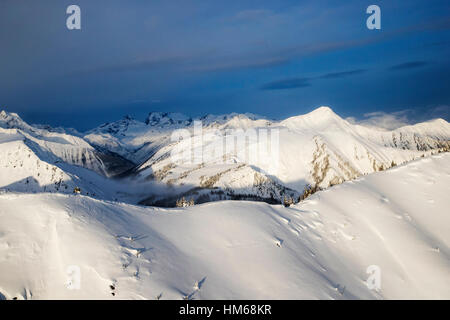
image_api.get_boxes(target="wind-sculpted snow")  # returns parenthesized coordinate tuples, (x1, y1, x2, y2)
(0, 154, 448, 299)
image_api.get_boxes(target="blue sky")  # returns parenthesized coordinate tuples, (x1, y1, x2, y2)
(1, 0, 449, 131)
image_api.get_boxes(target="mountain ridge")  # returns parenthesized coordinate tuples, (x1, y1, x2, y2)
(1, 153, 449, 299)
(1, 106, 449, 206)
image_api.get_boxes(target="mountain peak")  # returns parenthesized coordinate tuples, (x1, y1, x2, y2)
(145, 112, 192, 127)
(278, 106, 351, 132)
(307, 106, 336, 117)
(0, 110, 30, 131)
(0, 110, 20, 120)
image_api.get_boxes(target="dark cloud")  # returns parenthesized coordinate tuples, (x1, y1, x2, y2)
(186, 56, 290, 73)
(70, 56, 189, 76)
(389, 61, 429, 71)
(420, 41, 450, 48)
(2, 1, 449, 130)
(261, 68, 367, 91)
(71, 53, 290, 76)
(319, 69, 367, 79)
(260, 78, 311, 90)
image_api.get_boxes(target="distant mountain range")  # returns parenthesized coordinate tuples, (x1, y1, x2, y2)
(1, 107, 449, 206)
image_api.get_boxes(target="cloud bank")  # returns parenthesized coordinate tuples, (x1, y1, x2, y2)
(346, 105, 450, 130)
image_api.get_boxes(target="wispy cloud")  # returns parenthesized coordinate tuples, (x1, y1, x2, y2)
(420, 40, 450, 48)
(346, 105, 450, 130)
(186, 56, 289, 73)
(319, 69, 367, 79)
(261, 68, 366, 90)
(71, 52, 290, 76)
(263, 17, 450, 72)
(389, 61, 429, 71)
(346, 110, 411, 130)
(86, 12, 444, 79)
(260, 78, 311, 90)
(426, 105, 450, 120)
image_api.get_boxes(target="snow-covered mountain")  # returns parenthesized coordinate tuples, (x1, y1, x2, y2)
(84, 112, 270, 164)
(0, 111, 134, 178)
(0, 106, 449, 300)
(0, 126, 142, 201)
(1, 153, 448, 299)
(1, 107, 449, 206)
(84, 107, 450, 206)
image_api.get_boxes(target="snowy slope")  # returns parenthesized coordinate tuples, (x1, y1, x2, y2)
(2, 107, 449, 206)
(0, 127, 175, 204)
(0, 153, 449, 299)
(116, 107, 450, 204)
(0, 133, 119, 199)
(0, 111, 133, 177)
